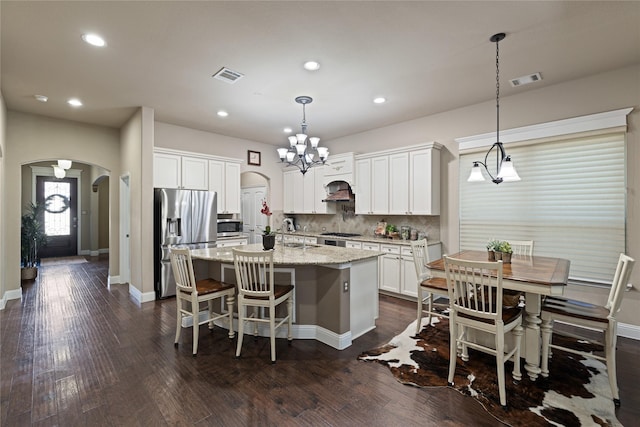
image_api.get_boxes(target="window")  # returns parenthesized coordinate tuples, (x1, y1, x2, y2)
(459, 132, 625, 284)
(43, 181, 72, 236)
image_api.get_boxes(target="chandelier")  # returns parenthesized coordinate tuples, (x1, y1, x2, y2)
(52, 159, 72, 179)
(467, 33, 520, 185)
(277, 96, 329, 175)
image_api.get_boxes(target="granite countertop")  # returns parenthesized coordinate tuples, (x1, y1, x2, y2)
(283, 232, 440, 247)
(191, 243, 382, 265)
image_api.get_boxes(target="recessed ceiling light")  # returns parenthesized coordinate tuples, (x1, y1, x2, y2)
(509, 72, 542, 87)
(67, 98, 83, 107)
(217, 110, 229, 117)
(34, 94, 48, 103)
(303, 61, 321, 71)
(373, 97, 386, 104)
(81, 33, 106, 47)
(283, 127, 293, 133)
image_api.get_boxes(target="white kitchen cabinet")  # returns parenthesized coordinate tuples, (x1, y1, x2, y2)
(389, 152, 409, 215)
(217, 237, 248, 248)
(410, 148, 440, 215)
(346, 241, 362, 249)
(154, 152, 208, 190)
(209, 159, 241, 214)
(354, 143, 441, 216)
(354, 156, 389, 214)
(361, 242, 381, 252)
(400, 246, 418, 297)
(379, 244, 401, 293)
(283, 166, 333, 214)
(323, 152, 355, 186)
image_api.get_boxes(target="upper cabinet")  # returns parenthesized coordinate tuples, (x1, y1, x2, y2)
(322, 152, 355, 187)
(154, 148, 242, 213)
(354, 143, 441, 215)
(153, 152, 208, 190)
(283, 166, 335, 214)
(209, 160, 241, 214)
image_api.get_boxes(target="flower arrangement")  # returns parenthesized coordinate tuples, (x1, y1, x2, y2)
(260, 200, 273, 235)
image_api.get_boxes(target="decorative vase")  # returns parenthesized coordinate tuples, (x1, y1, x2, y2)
(21, 267, 38, 281)
(502, 252, 512, 264)
(262, 234, 275, 250)
(488, 250, 496, 261)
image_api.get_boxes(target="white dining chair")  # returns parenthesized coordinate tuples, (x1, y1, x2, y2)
(509, 240, 534, 256)
(233, 248, 294, 363)
(540, 253, 635, 407)
(170, 247, 235, 356)
(444, 256, 523, 407)
(410, 238, 449, 334)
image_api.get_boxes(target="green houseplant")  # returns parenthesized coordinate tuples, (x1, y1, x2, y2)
(497, 241, 513, 263)
(486, 239, 500, 261)
(260, 200, 275, 250)
(21, 202, 47, 280)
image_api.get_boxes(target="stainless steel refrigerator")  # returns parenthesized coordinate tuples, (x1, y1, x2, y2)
(154, 188, 217, 299)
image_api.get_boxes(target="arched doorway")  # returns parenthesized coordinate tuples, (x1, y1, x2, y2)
(240, 172, 270, 244)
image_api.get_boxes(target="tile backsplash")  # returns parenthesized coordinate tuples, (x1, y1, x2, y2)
(271, 207, 440, 242)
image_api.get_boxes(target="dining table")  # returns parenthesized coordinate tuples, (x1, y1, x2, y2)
(427, 250, 570, 381)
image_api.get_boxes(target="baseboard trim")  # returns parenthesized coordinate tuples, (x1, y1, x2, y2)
(1, 288, 23, 309)
(180, 311, 353, 349)
(128, 285, 155, 304)
(619, 322, 640, 341)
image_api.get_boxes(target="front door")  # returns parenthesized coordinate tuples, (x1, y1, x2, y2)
(36, 176, 78, 258)
(241, 186, 267, 244)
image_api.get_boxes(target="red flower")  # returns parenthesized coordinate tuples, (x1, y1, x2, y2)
(260, 200, 272, 216)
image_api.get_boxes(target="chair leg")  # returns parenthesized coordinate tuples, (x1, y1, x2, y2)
(226, 295, 235, 339)
(287, 297, 293, 342)
(605, 325, 620, 406)
(460, 326, 469, 361)
(512, 324, 523, 382)
(192, 315, 199, 356)
(447, 314, 458, 386)
(495, 332, 507, 407)
(426, 292, 434, 327)
(175, 299, 182, 346)
(540, 317, 552, 377)
(270, 308, 277, 363)
(236, 304, 245, 358)
(208, 300, 214, 330)
(416, 286, 424, 335)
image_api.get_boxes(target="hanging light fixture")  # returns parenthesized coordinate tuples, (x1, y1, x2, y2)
(467, 33, 520, 185)
(58, 159, 72, 170)
(52, 165, 66, 179)
(277, 96, 329, 175)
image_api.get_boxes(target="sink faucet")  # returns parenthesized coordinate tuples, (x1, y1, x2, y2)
(281, 219, 287, 245)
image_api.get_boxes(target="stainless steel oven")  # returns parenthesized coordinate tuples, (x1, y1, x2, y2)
(217, 219, 242, 237)
(319, 238, 346, 247)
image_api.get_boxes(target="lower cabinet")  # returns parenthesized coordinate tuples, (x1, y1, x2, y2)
(217, 238, 248, 248)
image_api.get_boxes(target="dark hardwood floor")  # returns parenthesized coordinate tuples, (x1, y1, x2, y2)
(2, 255, 638, 426)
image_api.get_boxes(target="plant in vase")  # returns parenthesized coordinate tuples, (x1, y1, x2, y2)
(486, 239, 500, 261)
(498, 241, 513, 263)
(21, 202, 48, 280)
(260, 200, 275, 250)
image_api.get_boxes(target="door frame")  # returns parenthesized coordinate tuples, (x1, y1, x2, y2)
(30, 166, 82, 255)
(119, 173, 131, 284)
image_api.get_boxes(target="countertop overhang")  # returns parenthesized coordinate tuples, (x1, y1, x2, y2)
(191, 243, 382, 265)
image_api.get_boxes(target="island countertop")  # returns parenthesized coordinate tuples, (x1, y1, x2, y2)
(191, 243, 382, 265)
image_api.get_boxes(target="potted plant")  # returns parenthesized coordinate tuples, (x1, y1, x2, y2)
(486, 239, 500, 261)
(260, 200, 275, 250)
(21, 202, 47, 280)
(498, 241, 513, 264)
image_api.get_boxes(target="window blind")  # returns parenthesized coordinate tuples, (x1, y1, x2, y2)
(459, 133, 626, 284)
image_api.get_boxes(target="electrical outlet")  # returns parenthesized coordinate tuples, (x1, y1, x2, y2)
(343, 281, 349, 292)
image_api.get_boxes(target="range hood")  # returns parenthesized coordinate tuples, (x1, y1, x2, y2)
(323, 181, 355, 202)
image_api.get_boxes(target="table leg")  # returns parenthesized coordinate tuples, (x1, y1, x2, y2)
(523, 292, 542, 380)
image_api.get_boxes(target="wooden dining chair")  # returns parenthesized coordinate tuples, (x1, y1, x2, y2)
(170, 247, 235, 356)
(233, 248, 294, 363)
(444, 256, 523, 407)
(410, 238, 449, 334)
(509, 240, 534, 256)
(540, 253, 635, 406)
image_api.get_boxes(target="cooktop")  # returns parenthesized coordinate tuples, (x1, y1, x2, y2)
(320, 232, 362, 238)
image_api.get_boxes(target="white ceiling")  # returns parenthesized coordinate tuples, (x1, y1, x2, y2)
(2, 1, 639, 146)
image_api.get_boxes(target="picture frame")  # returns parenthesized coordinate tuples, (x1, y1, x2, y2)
(248, 150, 261, 166)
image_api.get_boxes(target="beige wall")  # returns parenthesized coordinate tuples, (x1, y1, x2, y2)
(0, 94, 6, 307)
(4, 111, 120, 296)
(325, 64, 640, 327)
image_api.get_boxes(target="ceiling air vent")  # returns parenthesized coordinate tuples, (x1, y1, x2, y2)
(509, 72, 542, 87)
(212, 67, 244, 84)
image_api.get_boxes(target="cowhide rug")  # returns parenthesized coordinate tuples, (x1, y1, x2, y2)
(359, 316, 621, 427)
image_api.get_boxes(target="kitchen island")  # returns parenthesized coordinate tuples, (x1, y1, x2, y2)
(190, 243, 381, 350)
